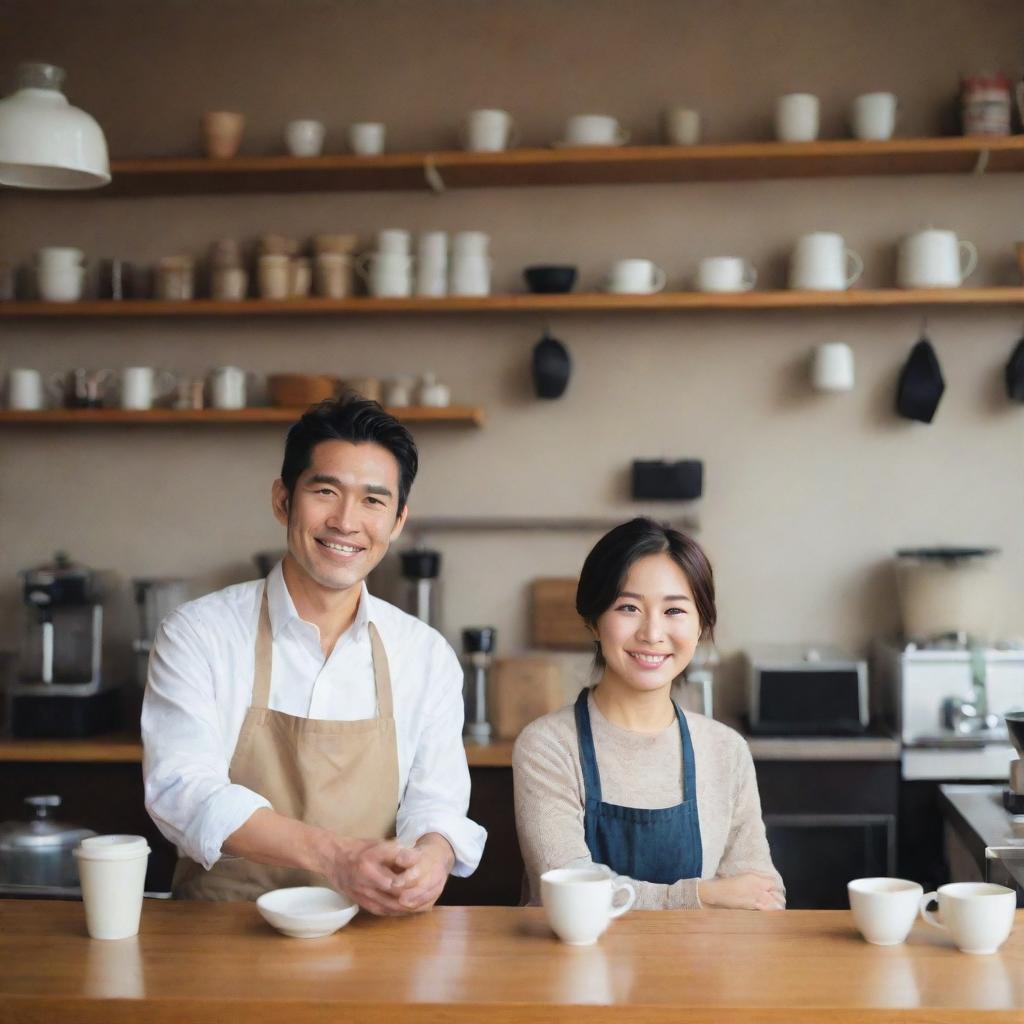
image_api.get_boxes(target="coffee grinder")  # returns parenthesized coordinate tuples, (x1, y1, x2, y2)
(462, 627, 496, 744)
(1004, 712, 1024, 813)
(7, 553, 120, 738)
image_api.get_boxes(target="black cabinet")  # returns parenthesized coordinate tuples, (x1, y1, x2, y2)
(755, 760, 900, 909)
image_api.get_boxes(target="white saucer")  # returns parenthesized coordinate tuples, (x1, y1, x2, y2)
(256, 886, 359, 938)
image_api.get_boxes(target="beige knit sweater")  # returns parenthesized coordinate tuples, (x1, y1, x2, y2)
(512, 691, 784, 909)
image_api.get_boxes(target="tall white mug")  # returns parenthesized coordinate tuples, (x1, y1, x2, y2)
(848, 877, 923, 945)
(416, 231, 448, 297)
(464, 109, 516, 152)
(776, 93, 820, 142)
(120, 367, 176, 410)
(850, 93, 897, 141)
(209, 366, 248, 409)
(789, 232, 863, 290)
(541, 867, 636, 945)
(607, 258, 666, 294)
(7, 368, 44, 410)
(919, 882, 1016, 954)
(74, 835, 151, 940)
(450, 252, 490, 296)
(811, 342, 855, 392)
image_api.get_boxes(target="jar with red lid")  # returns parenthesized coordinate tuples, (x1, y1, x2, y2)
(961, 72, 1011, 135)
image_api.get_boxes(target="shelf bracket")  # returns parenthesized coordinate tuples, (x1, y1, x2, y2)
(423, 155, 446, 194)
(972, 148, 990, 175)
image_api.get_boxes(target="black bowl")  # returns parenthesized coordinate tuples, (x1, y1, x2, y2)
(523, 265, 578, 294)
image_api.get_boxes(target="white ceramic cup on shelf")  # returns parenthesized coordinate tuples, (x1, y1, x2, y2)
(37, 264, 85, 302)
(377, 229, 412, 256)
(811, 342, 855, 392)
(209, 366, 249, 409)
(541, 867, 636, 945)
(696, 256, 756, 293)
(789, 232, 863, 290)
(775, 93, 820, 142)
(607, 258, 666, 294)
(848, 877, 923, 945)
(464, 109, 517, 152)
(284, 119, 325, 157)
(36, 246, 85, 268)
(919, 882, 1016, 954)
(358, 252, 414, 298)
(562, 114, 629, 147)
(416, 231, 448, 297)
(74, 835, 151, 940)
(348, 122, 386, 156)
(119, 367, 176, 410)
(850, 93, 898, 141)
(897, 229, 978, 288)
(6, 368, 44, 410)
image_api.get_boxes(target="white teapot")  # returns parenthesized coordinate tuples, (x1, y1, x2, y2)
(897, 229, 977, 289)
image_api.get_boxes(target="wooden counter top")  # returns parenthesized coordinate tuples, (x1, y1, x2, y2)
(3, 900, 1024, 1022)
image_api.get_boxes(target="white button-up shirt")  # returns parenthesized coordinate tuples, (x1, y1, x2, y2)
(141, 563, 486, 875)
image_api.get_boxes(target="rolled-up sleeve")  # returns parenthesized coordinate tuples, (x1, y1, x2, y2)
(141, 612, 270, 870)
(394, 641, 486, 876)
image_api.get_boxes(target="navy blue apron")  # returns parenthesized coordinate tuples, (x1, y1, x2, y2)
(574, 688, 703, 884)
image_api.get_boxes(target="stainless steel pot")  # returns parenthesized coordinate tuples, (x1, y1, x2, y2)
(0, 795, 95, 888)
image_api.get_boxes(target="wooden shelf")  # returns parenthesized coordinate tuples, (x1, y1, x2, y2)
(0, 406, 484, 426)
(2, 288, 1024, 318)
(71, 136, 1024, 196)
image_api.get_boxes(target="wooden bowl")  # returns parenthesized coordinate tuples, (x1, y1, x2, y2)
(267, 374, 340, 407)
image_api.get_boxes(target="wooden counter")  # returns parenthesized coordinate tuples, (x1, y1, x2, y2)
(3, 900, 1024, 1022)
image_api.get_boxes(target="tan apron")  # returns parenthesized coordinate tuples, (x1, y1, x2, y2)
(173, 584, 400, 900)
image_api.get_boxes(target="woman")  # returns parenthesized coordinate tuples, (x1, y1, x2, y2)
(513, 518, 784, 910)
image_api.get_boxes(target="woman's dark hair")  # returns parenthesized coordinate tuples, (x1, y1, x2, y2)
(576, 518, 716, 664)
(280, 393, 418, 514)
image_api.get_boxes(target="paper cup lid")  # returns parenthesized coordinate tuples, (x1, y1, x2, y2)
(74, 834, 151, 860)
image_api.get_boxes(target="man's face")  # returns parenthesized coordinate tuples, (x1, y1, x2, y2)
(272, 440, 407, 592)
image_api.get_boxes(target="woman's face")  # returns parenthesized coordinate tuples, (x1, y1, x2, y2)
(593, 552, 702, 694)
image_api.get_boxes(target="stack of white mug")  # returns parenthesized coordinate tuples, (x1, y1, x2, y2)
(359, 229, 491, 298)
(36, 246, 86, 302)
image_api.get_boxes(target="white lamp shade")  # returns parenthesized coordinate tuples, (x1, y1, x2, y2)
(0, 66, 110, 190)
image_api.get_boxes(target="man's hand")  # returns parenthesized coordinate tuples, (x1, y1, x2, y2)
(697, 872, 785, 911)
(389, 833, 456, 913)
(316, 836, 417, 916)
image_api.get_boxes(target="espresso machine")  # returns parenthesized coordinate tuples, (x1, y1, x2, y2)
(7, 554, 120, 738)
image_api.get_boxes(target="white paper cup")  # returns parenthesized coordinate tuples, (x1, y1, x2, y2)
(848, 877, 923, 945)
(74, 835, 151, 940)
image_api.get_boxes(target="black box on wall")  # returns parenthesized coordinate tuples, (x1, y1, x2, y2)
(631, 460, 703, 501)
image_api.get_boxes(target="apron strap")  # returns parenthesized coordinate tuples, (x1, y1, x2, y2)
(367, 621, 393, 720)
(674, 701, 697, 804)
(252, 583, 273, 710)
(574, 689, 603, 803)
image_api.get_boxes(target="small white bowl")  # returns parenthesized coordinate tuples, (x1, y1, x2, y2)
(256, 886, 358, 938)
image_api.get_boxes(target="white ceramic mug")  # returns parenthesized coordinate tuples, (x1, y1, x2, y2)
(377, 229, 412, 256)
(607, 258, 667, 294)
(284, 119, 325, 157)
(37, 264, 85, 302)
(789, 232, 863, 290)
(416, 231, 448, 297)
(811, 342, 855, 392)
(450, 252, 490, 296)
(664, 107, 701, 145)
(850, 93, 897, 141)
(120, 367, 176, 410)
(897, 229, 978, 288)
(919, 882, 1016, 954)
(36, 246, 84, 268)
(452, 231, 490, 258)
(696, 256, 756, 293)
(563, 114, 629, 147)
(464, 109, 517, 152)
(848, 877, 923, 945)
(7, 368, 44, 410)
(775, 93, 820, 142)
(541, 867, 637, 945)
(209, 366, 249, 409)
(358, 252, 414, 298)
(349, 122, 385, 156)
(74, 835, 151, 940)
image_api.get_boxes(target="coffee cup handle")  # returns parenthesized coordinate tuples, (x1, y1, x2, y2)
(844, 249, 864, 287)
(609, 879, 637, 918)
(651, 265, 667, 293)
(919, 891, 945, 932)
(958, 240, 978, 282)
(744, 263, 758, 290)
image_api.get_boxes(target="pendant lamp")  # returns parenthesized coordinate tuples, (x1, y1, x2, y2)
(0, 62, 109, 189)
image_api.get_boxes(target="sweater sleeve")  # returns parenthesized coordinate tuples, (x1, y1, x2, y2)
(512, 717, 702, 910)
(717, 738, 786, 901)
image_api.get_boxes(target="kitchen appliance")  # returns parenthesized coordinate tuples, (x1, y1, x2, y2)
(1002, 712, 1024, 812)
(131, 577, 187, 687)
(399, 549, 442, 631)
(0, 795, 95, 893)
(8, 553, 120, 738)
(463, 627, 496, 744)
(744, 644, 868, 736)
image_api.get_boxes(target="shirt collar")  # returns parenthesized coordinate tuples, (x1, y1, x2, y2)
(266, 561, 372, 644)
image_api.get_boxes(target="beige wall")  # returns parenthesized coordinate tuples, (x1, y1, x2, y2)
(2, 0, 1024, 715)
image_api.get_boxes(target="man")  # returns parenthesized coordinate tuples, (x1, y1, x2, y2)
(142, 395, 486, 913)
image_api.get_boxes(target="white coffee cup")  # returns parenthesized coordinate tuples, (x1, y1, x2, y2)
(775, 93, 820, 142)
(607, 258, 667, 294)
(349, 122, 386, 156)
(209, 365, 248, 409)
(37, 265, 85, 302)
(541, 867, 636, 945)
(850, 93, 898, 141)
(7, 368, 44, 410)
(563, 114, 629, 147)
(664, 107, 701, 145)
(452, 231, 490, 258)
(284, 119, 325, 157)
(848, 877, 923, 945)
(811, 342, 855, 392)
(74, 834, 151, 940)
(450, 251, 490, 297)
(919, 882, 1016, 954)
(696, 256, 756, 293)
(416, 231, 448, 297)
(120, 367, 175, 410)
(464, 109, 517, 152)
(376, 229, 412, 256)
(789, 232, 863, 290)
(897, 229, 978, 289)
(358, 252, 414, 298)
(36, 246, 84, 268)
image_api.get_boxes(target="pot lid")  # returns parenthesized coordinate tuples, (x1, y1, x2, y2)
(896, 546, 1000, 561)
(0, 795, 96, 850)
